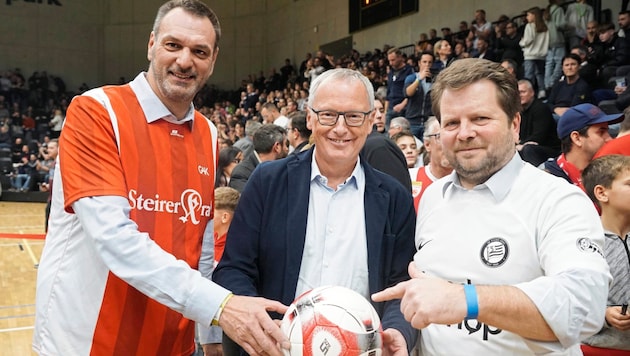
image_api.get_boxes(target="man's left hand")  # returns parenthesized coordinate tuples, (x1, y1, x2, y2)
(381, 328, 407, 356)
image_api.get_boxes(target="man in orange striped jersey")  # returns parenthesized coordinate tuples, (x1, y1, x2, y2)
(33, 1, 289, 355)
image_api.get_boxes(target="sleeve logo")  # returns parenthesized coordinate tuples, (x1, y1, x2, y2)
(576, 237, 603, 257)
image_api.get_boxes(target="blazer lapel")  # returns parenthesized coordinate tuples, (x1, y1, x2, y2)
(363, 164, 389, 294)
(284, 149, 313, 299)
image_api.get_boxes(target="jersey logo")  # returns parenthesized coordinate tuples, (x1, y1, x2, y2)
(128, 188, 212, 225)
(198, 165, 210, 176)
(179, 189, 209, 224)
(411, 181, 423, 197)
(170, 129, 184, 138)
(480, 237, 509, 267)
(417, 239, 432, 251)
(576, 238, 603, 257)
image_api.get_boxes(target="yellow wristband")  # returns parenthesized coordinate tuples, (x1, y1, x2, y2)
(211, 293, 234, 326)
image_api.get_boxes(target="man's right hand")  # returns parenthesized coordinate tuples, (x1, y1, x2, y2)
(201, 343, 223, 356)
(219, 295, 290, 356)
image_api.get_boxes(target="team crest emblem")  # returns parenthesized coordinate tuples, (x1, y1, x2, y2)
(411, 181, 422, 197)
(480, 237, 509, 267)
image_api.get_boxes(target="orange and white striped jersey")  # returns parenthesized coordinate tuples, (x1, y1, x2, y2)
(410, 166, 435, 213)
(34, 73, 229, 356)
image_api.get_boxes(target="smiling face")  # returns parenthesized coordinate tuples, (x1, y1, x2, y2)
(146, 7, 219, 118)
(307, 77, 373, 176)
(439, 80, 520, 188)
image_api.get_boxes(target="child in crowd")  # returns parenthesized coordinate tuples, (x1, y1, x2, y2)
(212, 186, 241, 265)
(581, 154, 630, 354)
(197, 186, 241, 356)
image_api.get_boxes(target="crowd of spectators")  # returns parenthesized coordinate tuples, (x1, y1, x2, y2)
(2, 1, 629, 193)
(0, 68, 71, 192)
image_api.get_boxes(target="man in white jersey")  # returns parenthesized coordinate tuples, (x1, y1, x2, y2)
(373, 58, 611, 355)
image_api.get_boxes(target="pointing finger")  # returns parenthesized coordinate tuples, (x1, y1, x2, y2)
(372, 282, 407, 302)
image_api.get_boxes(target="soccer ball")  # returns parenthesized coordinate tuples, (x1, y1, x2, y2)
(280, 285, 383, 356)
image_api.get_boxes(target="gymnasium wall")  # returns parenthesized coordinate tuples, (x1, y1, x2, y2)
(0, 0, 622, 92)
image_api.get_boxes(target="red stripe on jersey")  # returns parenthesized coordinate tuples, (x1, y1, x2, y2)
(63, 85, 216, 355)
(413, 167, 433, 212)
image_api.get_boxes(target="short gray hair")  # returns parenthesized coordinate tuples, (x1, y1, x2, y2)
(423, 116, 440, 138)
(308, 68, 374, 111)
(390, 116, 410, 130)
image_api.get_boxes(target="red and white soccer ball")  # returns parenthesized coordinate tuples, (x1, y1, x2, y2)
(280, 285, 383, 356)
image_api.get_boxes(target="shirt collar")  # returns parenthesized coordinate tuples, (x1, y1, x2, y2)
(310, 147, 363, 190)
(129, 72, 195, 126)
(442, 152, 524, 202)
(604, 229, 630, 240)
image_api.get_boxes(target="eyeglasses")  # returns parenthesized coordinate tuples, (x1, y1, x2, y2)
(309, 106, 372, 127)
(424, 133, 440, 139)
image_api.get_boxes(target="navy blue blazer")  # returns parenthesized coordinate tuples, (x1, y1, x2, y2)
(213, 148, 417, 349)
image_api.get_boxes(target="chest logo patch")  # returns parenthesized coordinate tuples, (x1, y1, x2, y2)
(480, 237, 509, 267)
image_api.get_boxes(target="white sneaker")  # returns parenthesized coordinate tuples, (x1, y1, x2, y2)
(537, 90, 546, 99)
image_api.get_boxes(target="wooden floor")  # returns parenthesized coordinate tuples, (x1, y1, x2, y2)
(0, 201, 46, 356)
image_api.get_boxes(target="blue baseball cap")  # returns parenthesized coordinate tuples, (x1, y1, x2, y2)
(557, 103, 623, 139)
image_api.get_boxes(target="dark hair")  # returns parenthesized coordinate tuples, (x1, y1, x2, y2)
(502, 58, 518, 72)
(153, 0, 221, 49)
(253, 124, 287, 154)
(419, 51, 435, 61)
(391, 130, 416, 143)
(570, 45, 588, 58)
(215, 146, 242, 187)
(560, 126, 589, 154)
(562, 53, 582, 65)
(289, 111, 311, 140)
(598, 22, 616, 33)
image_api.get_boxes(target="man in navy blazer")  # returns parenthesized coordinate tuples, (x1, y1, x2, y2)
(213, 68, 416, 355)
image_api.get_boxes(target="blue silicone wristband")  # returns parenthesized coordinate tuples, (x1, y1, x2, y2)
(464, 284, 479, 320)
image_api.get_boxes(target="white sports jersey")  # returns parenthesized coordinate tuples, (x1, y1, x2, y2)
(415, 154, 610, 355)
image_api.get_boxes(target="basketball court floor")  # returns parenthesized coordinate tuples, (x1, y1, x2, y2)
(0, 201, 45, 355)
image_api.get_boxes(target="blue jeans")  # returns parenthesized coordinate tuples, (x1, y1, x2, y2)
(545, 47, 565, 90)
(11, 173, 31, 190)
(409, 122, 425, 141)
(523, 59, 546, 92)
